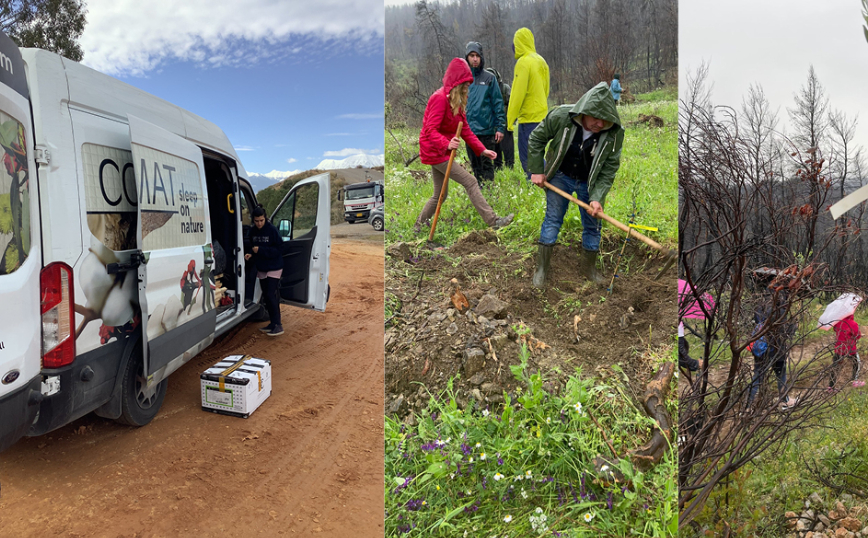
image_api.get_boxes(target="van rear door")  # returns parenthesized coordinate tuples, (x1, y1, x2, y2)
(269, 173, 330, 312)
(128, 115, 215, 378)
(0, 30, 43, 451)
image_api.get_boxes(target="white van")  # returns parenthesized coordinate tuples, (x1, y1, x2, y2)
(0, 32, 330, 452)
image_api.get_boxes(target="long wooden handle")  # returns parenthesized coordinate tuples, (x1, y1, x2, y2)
(542, 180, 672, 256)
(428, 122, 463, 242)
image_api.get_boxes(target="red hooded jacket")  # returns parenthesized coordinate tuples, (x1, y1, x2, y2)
(834, 314, 861, 355)
(419, 58, 487, 165)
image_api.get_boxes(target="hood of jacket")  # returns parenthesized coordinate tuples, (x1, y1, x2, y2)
(442, 57, 474, 94)
(569, 82, 621, 132)
(464, 41, 485, 73)
(513, 28, 536, 59)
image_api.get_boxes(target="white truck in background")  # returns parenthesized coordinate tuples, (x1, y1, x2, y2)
(338, 176, 384, 223)
(0, 31, 331, 452)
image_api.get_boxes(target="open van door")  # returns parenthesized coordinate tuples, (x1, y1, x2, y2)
(0, 31, 43, 451)
(128, 115, 215, 380)
(269, 173, 330, 311)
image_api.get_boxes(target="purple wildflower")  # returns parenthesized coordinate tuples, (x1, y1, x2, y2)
(405, 499, 424, 511)
(607, 492, 613, 510)
(461, 443, 472, 456)
(393, 475, 414, 495)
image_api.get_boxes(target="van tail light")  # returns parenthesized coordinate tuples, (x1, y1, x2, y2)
(41, 262, 75, 369)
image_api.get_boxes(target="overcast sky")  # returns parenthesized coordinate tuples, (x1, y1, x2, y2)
(681, 0, 868, 152)
(79, 0, 384, 179)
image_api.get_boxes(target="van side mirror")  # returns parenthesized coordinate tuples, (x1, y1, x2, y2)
(279, 219, 292, 240)
(337, 189, 344, 202)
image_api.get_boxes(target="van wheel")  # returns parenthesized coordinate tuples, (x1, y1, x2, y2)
(371, 216, 384, 231)
(117, 349, 167, 426)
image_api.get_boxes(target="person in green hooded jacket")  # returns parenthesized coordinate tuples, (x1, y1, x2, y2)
(528, 82, 624, 288)
(507, 28, 549, 181)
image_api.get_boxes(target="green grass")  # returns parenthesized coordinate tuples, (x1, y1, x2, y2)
(688, 388, 868, 537)
(385, 94, 677, 251)
(385, 345, 679, 537)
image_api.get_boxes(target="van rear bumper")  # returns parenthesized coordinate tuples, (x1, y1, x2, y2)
(0, 375, 42, 453)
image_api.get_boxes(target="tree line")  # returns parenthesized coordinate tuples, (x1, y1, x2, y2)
(386, 0, 677, 128)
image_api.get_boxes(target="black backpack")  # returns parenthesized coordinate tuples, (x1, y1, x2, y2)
(485, 67, 510, 108)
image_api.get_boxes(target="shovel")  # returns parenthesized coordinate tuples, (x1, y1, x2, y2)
(541, 180, 676, 280)
(428, 122, 463, 246)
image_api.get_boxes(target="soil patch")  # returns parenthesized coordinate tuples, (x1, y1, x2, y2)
(386, 230, 677, 419)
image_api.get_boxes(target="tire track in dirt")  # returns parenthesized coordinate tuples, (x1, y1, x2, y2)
(0, 240, 384, 538)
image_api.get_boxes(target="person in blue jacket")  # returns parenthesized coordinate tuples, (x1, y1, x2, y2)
(245, 206, 284, 336)
(610, 74, 622, 105)
(464, 41, 506, 185)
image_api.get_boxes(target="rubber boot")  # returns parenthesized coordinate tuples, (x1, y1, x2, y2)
(579, 249, 607, 285)
(532, 243, 553, 288)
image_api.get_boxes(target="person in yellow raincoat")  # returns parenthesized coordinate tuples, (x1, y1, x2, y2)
(507, 27, 549, 181)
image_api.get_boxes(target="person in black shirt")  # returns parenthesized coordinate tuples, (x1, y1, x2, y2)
(245, 206, 284, 336)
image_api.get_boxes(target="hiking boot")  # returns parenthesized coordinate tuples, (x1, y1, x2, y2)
(780, 396, 797, 410)
(267, 324, 284, 337)
(259, 324, 275, 333)
(532, 243, 554, 288)
(579, 249, 607, 285)
(492, 213, 514, 229)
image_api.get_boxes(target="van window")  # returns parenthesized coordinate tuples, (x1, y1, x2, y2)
(133, 146, 206, 251)
(239, 187, 254, 226)
(272, 182, 318, 240)
(0, 113, 30, 276)
(81, 144, 138, 251)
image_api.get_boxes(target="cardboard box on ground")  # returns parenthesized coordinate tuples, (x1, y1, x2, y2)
(200, 355, 272, 418)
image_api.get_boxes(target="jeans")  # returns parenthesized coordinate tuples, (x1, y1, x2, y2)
(466, 134, 496, 184)
(748, 349, 787, 403)
(260, 277, 282, 326)
(517, 122, 540, 181)
(539, 171, 601, 251)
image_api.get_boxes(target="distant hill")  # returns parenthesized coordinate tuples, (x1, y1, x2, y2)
(315, 154, 385, 170)
(246, 169, 302, 193)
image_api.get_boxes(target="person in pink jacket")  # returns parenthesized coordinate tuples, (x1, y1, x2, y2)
(831, 314, 862, 387)
(414, 57, 513, 233)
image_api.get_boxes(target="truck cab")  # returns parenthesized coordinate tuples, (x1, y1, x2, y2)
(338, 179, 384, 223)
(0, 32, 330, 452)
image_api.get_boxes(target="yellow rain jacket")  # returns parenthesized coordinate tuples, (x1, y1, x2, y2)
(507, 28, 550, 130)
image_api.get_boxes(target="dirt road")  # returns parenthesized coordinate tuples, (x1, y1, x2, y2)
(0, 237, 385, 537)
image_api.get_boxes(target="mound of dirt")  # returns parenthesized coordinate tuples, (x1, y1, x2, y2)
(385, 230, 677, 420)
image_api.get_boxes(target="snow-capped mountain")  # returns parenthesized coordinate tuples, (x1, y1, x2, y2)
(246, 169, 301, 192)
(315, 154, 384, 170)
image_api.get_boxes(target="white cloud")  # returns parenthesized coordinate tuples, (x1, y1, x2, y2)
(336, 112, 383, 119)
(81, 0, 385, 76)
(234, 146, 256, 152)
(286, 157, 297, 164)
(323, 148, 380, 157)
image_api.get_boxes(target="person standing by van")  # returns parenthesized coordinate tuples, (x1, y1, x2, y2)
(245, 206, 284, 336)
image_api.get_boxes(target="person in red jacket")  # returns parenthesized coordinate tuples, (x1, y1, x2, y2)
(414, 57, 514, 233)
(831, 314, 862, 387)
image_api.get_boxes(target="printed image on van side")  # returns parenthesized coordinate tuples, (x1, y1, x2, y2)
(0, 113, 29, 275)
(0, 30, 331, 452)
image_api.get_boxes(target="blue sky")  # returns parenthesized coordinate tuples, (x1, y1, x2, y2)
(79, 0, 384, 178)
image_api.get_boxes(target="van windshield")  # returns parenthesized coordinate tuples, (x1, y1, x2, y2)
(0, 113, 30, 276)
(346, 186, 375, 200)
